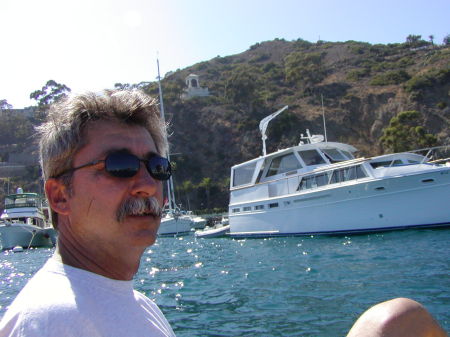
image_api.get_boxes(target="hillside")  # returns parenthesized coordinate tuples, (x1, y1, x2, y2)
(1, 38, 450, 211)
(145, 39, 449, 209)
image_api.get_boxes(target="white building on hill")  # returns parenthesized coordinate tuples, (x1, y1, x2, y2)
(181, 74, 209, 100)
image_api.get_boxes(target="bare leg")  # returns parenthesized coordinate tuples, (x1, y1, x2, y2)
(347, 298, 448, 337)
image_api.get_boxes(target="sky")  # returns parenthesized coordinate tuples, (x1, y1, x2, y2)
(1, 0, 449, 108)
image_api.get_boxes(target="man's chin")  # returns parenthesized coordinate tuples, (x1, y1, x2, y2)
(123, 217, 160, 246)
(129, 230, 158, 248)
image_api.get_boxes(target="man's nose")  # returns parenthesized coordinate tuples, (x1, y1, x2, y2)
(130, 163, 159, 197)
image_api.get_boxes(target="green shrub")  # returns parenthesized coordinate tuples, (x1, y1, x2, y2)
(437, 102, 447, 109)
(404, 68, 450, 93)
(381, 110, 437, 152)
(370, 70, 411, 86)
(294, 38, 313, 49)
(249, 53, 270, 63)
(347, 68, 371, 81)
(285, 51, 327, 87)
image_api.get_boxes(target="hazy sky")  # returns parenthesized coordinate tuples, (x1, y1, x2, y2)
(1, 0, 449, 107)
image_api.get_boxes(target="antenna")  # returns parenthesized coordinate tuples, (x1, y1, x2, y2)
(259, 105, 288, 156)
(321, 94, 328, 142)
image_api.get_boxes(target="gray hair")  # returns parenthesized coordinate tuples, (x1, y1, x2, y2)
(36, 89, 168, 227)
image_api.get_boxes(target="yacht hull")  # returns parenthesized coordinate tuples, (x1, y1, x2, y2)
(0, 224, 54, 250)
(229, 170, 450, 237)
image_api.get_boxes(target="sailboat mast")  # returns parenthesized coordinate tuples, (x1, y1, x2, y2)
(157, 59, 176, 211)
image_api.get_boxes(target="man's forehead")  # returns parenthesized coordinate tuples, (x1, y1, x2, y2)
(78, 121, 157, 159)
(85, 121, 153, 142)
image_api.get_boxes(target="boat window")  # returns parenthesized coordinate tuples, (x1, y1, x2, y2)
(243, 206, 251, 212)
(269, 203, 279, 208)
(266, 153, 302, 177)
(255, 161, 266, 183)
(298, 150, 326, 166)
(322, 148, 347, 162)
(370, 160, 403, 169)
(254, 205, 264, 210)
(299, 165, 367, 191)
(298, 172, 329, 190)
(330, 165, 368, 183)
(407, 160, 420, 164)
(233, 162, 257, 187)
(232, 208, 240, 213)
(341, 150, 354, 159)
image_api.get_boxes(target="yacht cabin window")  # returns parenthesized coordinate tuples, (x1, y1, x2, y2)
(322, 148, 348, 162)
(370, 160, 403, 169)
(233, 162, 257, 187)
(298, 165, 368, 191)
(297, 149, 326, 166)
(341, 150, 354, 159)
(266, 153, 302, 177)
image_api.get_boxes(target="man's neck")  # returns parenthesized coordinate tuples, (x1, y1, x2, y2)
(53, 238, 143, 281)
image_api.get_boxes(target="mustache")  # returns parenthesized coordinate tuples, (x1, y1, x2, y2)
(116, 197, 163, 222)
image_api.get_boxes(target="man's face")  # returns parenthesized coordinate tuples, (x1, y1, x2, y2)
(64, 120, 164, 252)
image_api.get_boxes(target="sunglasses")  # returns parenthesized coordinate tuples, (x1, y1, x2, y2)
(56, 151, 172, 181)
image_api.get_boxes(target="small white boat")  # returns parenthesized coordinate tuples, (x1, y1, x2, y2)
(195, 224, 230, 238)
(0, 188, 56, 250)
(228, 106, 450, 238)
(189, 214, 207, 229)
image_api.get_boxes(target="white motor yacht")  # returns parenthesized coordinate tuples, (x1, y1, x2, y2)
(0, 188, 56, 250)
(228, 107, 450, 237)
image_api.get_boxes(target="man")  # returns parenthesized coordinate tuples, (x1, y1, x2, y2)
(0, 90, 447, 337)
(0, 90, 175, 336)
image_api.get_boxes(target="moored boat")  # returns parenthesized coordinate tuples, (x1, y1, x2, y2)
(188, 213, 207, 230)
(0, 189, 56, 250)
(195, 224, 230, 238)
(228, 107, 450, 238)
(158, 210, 192, 236)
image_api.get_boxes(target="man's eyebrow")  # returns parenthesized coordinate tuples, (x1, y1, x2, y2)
(101, 148, 161, 158)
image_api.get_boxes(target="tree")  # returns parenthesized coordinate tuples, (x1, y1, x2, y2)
(443, 34, 450, 46)
(179, 180, 194, 210)
(198, 177, 212, 210)
(30, 80, 71, 108)
(0, 114, 34, 147)
(380, 110, 438, 153)
(0, 99, 13, 109)
(406, 34, 421, 45)
(428, 35, 434, 45)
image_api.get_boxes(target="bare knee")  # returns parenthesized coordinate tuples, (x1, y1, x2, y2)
(347, 298, 448, 337)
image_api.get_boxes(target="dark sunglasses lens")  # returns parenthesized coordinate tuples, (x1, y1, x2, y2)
(147, 156, 171, 181)
(105, 152, 140, 178)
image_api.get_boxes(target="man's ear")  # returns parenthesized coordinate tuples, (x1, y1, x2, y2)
(45, 178, 71, 216)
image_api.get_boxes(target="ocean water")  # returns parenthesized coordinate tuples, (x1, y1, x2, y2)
(1, 228, 449, 336)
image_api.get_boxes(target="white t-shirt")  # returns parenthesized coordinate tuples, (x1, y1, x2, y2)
(0, 258, 175, 337)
